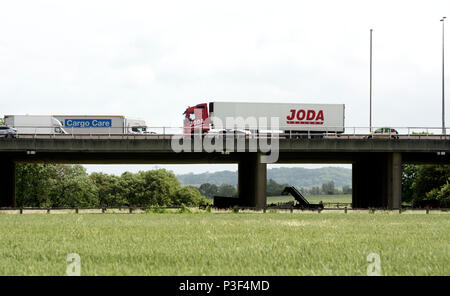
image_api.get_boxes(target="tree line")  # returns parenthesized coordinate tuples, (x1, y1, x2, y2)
(15, 164, 352, 208)
(177, 167, 352, 188)
(13, 163, 449, 208)
(198, 179, 352, 199)
(16, 164, 209, 208)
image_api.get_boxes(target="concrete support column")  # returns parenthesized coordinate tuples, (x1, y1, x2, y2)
(387, 152, 402, 209)
(0, 158, 16, 207)
(352, 153, 402, 209)
(238, 153, 267, 209)
(352, 161, 368, 208)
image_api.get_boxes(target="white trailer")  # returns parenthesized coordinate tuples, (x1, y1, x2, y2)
(210, 102, 344, 133)
(184, 102, 345, 134)
(4, 115, 67, 134)
(52, 115, 148, 134)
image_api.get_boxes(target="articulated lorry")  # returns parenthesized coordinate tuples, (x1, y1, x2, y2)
(4, 115, 67, 134)
(53, 115, 148, 134)
(183, 102, 345, 136)
(4, 115, 148, 135)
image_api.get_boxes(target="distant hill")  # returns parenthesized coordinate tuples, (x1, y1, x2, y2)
(177, 167, 352, 188)
(177, 170, 237, 187)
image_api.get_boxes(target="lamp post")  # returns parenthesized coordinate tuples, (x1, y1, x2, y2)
(441, 17, 446, 135)
(370, 29, 373, 133)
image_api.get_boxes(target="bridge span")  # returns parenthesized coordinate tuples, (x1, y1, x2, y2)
(1, 135, 449, 209)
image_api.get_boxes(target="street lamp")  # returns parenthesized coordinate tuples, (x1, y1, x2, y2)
(370, 29, 373, 133)
(441, 17, 446, 135)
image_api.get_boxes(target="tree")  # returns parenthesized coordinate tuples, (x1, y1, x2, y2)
(118, 171, 146, 206)
(53, 174, 99, 207)
(321, 181, 335, 195)
(16, 163, 57, 207)
(402, 164, 419, 202)
(138, 169, 181, 206)
(266, 179, 289, 196)
(199, 183, 219, 199)
(310, 186, 321, 195)
(411, 165, 450, 203)
(90, 172, 127, 206)
(342, 185, 352, 194)
(217, 184, 237, 197)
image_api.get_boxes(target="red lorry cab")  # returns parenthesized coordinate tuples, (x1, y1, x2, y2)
(183, 103, 210, 134)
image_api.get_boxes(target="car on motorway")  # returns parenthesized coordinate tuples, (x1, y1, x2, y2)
(0, 126, 17, 138)
(366, 127, 399, 139)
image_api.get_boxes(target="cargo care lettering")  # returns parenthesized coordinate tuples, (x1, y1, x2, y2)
(64, 119, 112, 128)
(286, 109, 324, 125)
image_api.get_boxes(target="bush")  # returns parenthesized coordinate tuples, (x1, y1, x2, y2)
(425, 188, 440, 201)
(437, 183, 450, 207)
(178, 204, 191, 213)
(174, 186, 209, 206)
(426, 182, 450, 207)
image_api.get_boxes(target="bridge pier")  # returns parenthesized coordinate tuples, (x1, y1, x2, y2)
(238, 153, 267, 209)
(352, 152, 402, 209)
(0, 158, 16, 207)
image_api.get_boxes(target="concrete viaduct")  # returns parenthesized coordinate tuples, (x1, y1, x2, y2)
(0, 136, 449, 209)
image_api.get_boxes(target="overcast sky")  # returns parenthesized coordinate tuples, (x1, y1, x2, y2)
(1, 0, 448, 174)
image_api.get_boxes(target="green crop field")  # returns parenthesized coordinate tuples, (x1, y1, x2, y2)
(0, 211, 449, 276)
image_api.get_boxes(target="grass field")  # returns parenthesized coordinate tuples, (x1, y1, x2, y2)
(0, 212, 449, 276)
(267, 194, 352, 205)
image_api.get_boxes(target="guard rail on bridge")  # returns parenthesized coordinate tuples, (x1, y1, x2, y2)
(1, 126, 450, 140)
